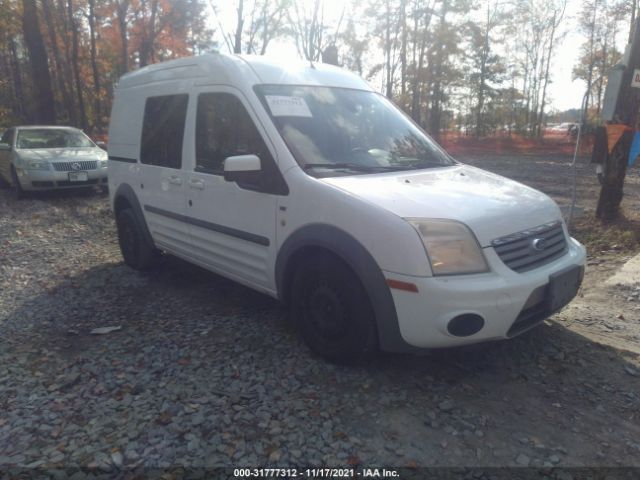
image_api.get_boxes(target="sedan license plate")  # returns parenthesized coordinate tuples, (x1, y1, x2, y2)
(68, 171, 88, 182)
(546, 265, 583, 312)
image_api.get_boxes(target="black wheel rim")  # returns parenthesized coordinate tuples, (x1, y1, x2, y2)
(303, 281, 348, 341)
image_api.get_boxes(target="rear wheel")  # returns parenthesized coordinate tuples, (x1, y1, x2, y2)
(289, 253, 378, 364)
(10, 166, 27, 200)
(115, 208, 161, 270)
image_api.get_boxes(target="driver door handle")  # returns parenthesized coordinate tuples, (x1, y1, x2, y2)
(188, 179, 205, 190)
(167, 175, 182, 186)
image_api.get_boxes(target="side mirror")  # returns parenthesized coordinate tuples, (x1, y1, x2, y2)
(223, 154, 261, 184)
(95, 141, 107, 150)
(0, 143, 11, 151)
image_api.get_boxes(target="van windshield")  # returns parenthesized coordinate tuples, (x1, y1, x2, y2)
(255, 85, 455, 177)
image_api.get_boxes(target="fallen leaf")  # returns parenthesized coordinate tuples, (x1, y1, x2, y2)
(90, 326, 122, 335)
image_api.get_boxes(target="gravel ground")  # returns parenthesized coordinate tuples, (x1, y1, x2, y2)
(1, 155, 640, 473)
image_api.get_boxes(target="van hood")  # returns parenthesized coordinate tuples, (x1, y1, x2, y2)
(17, 147, 105, 161)
(321, 164, 563, 247)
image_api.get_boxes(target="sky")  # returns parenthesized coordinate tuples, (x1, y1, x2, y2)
(207, 1, 620, 113)
(552, 1, 589, 111)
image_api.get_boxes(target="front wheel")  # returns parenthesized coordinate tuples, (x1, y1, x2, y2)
(289, 253, 378, 364)
(115, 208, 161, 271)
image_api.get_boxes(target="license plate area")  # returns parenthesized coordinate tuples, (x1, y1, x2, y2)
(546, 265, 583, 312)
(68, 171, 88, 182)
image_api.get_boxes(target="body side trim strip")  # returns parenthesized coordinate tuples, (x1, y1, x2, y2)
(143, 204, 270, 246)
(108, 156, 137, 163)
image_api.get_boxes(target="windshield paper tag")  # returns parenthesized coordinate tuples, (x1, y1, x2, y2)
(265, 95, 312, 117)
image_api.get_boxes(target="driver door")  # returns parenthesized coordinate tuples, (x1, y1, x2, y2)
(182, 87, 283, 293)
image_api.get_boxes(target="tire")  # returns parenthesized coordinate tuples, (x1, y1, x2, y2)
(115, 208, 161, 270)
(289, 253, 378, 364)
(10, 166, 27, 200)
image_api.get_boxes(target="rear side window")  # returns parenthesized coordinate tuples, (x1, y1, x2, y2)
(1, 129, 13, 145)
(141, 94, 188, 168)
(195, 92, 274, 174)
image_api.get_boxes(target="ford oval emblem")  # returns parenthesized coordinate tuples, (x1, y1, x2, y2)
(71, 162, 81, 171)
(531, 238, 547, 251)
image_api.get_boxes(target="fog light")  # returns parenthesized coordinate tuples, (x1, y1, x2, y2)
(447, 314, 484, 337)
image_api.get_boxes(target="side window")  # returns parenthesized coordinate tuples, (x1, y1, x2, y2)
(195, 93, 274, 174)
(1, 129, 13, 145)
(140, 94, 188, 169)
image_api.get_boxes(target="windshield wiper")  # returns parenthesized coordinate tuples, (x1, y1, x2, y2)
(303, 163, 378, 172)
(381, 160, 454, 170)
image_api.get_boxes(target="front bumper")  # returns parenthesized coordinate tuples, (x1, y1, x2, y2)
(16, 168, 108, 190)
(384, 237, 587, 349)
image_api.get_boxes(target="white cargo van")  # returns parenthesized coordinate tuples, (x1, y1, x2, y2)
(108, 53, 586, 363)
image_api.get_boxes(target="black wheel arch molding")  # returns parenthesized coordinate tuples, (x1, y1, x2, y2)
(275, 223, 421, 353)
(112, 183, 156, 249)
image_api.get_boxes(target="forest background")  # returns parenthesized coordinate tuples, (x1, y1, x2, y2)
(1, 0, 636, 140)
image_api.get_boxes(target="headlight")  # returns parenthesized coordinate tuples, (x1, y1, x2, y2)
(406, 218, 489, 275)
(98, 159, 108, 168)
(24, 159, 50, 170)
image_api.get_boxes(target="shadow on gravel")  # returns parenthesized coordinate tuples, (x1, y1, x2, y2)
(3, 254, 640, 466)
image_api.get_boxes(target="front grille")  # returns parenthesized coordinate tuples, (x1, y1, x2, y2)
(492, 221, 567, 273)
(53, 161, 98, 171)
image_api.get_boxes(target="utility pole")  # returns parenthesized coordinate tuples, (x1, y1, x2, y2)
(596, 17, 640, 220)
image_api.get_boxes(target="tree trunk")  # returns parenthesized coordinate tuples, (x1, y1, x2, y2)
(139, 0, 159, 67)
(538, 10, 559, 140)
(9, 38, 27, 121)
(584, 3, 598, 113)
(41, 0, 76, 125)
(22, 0, 56, 123)
(596, 131, 631, 220)
(68, 0, 87, 130)
(475, 36, 488, 138)
(87, 0, 102, 131)
(399, 0, 407, 98)
(116, 0, 129, 74)
(630, 0, 637, 44)
(384, 0, 392, 98)
(234, 0, 244, 54)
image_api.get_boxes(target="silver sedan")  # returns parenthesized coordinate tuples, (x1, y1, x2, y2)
(0, 126, 108, 198)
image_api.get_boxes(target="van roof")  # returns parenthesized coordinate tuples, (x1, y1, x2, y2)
(116, 53, 373, 92)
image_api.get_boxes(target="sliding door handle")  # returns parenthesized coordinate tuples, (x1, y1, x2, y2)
(188, 179, 205, 190)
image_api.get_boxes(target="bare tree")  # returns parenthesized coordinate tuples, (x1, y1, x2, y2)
(41, 0, 76, 124)
(245, 0, 289, 54)
(22, 0, 56, 123)
(233, 0, 244, 53)
(115, 0, 130, 74)
(289, 0, 326, 61)
(67, 0, 87, 130)
(537, 1, 566, 136)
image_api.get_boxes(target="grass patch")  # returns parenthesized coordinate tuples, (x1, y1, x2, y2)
(570, 209, 640, 254)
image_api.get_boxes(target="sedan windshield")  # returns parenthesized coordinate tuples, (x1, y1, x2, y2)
(16, 129, 95, 149)
(255, 85, 455, 176)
